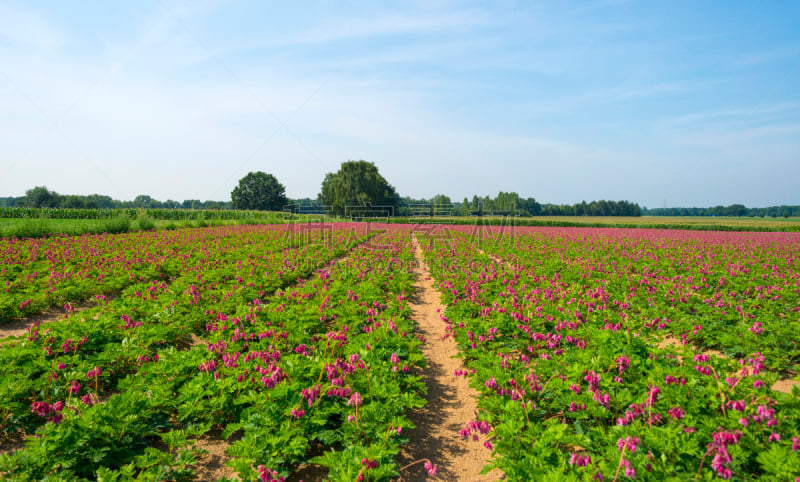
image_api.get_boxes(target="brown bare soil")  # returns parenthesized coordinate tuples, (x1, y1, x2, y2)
(477, 249, 514, 271)
(654, 333, 800, 395)
(771, 378, 800, 394)
(0, 432, 28, 457)
(193, 429, 240, 481)
(1, 297, 114, 340)
(395, 236, 503, 481)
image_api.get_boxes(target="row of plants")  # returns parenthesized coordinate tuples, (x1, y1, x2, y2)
(390, 218, 800, 233)
(476, 227, 800, 372)
(0, 213, 298, 241)
(0, 224, 363, 321)
(0, 225, 430, 480)
(0, 216, 141, 240)
(418, 226, 800, 480)
(0, 224, 363, 437)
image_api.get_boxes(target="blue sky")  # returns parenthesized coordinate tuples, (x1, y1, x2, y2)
(1, 0, 798, 208)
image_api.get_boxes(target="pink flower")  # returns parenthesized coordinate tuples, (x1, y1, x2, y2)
(646, 385, 660, 407)
(729, 400, 746, 412)
(667, 406, 685, 421)
(617, 436, 640, 453)
(256, 465, 284, 482)
(616, 355, 630, 375)
(584, 371, 601, 392)
(68, 380, 81, 394)
(569, 453, 592, 467)
(31, 401, 54, 417)
(621, 458, 635, 479)
(347, 392, 362, 408)
(424, 461, 438, 476)
(291, 408, 306, 419)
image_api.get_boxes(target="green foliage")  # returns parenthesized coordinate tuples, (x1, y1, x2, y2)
(319, 160, 400, 216)
(230, 172, 288, 211)
(0, 226, 425, 480)
(23, 186, 61, 208)
(4, 217, 52, 238)
(96, 216, 131, 234)
(135, 212, 156, 231)
(418, 227, 800, 480)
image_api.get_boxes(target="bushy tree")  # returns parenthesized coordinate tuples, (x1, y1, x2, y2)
(231, 172, 288, 211)
(319, 160, 399, 216)
(24, 186, 60, 208)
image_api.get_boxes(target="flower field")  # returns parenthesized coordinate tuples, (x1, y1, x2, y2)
(418, 226, 800, 480)
(1, 225, 427, 481)
(1, 224, 799, 480)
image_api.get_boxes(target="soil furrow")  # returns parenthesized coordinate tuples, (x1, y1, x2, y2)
(395, 235, 502, 481)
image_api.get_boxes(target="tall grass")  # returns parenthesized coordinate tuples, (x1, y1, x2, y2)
(135, 211, 156, 231)
(0, 215, 132, 239)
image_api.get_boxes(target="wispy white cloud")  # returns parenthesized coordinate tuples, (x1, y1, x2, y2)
(658, 101, 800, 134)
(727, 46, 800, 69)
(1, 0, 799, 208)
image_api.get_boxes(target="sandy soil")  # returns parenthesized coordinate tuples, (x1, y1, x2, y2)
(477, 249, 514, 271)
(0, 432, 28, 457)
(655, 334, 800, 394)
(1, 297, 114, 340)
(395, 236, 502, 482)
(192, 428, 241, 481)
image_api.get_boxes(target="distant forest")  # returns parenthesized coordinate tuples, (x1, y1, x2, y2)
(3, 187, 796, 218)
(1, 187, 645, 217)
(644, 204, 800, 218)
(0, 188, 233, 211)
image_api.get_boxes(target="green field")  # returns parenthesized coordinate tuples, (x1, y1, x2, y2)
(0, 217, 274, 238)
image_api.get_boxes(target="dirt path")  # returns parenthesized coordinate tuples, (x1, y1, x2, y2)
(0, 296, 114, 340)
(395, 236, 501, 481)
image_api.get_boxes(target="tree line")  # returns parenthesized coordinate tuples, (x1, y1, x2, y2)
(5, 161, 644, 218)
(1, 187, 235, 210)
(311, 161, 641, 217)
(643, 204, 800, 218)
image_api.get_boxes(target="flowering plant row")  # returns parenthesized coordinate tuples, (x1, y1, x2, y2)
(420, 227, 800, 480)
(1, 225, 429, 480)
(0, 224, 331, 320)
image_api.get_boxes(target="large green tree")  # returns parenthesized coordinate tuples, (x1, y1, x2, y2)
(231, 172, 288, 211)
(319, 160, 399, 217)
(24, 186, 60, 208)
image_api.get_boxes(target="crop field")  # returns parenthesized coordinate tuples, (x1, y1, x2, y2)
(525, 216, 800, 229)
(1, 224, 799, 481)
